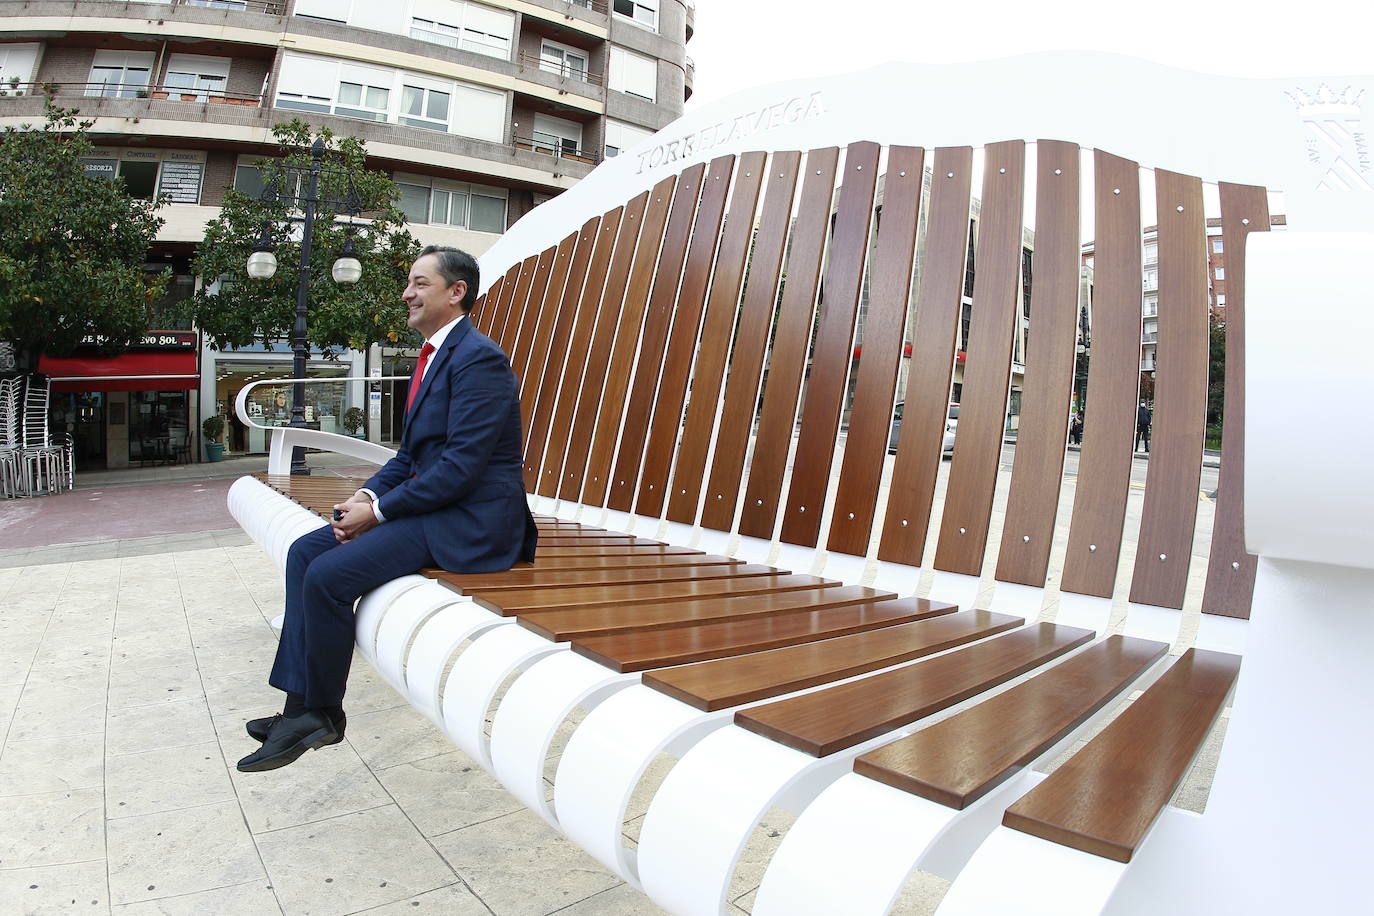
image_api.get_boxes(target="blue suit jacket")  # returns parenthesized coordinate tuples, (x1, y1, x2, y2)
(363, 318, 536, 572)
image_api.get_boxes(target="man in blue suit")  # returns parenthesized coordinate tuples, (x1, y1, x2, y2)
(238, 246, 537, 772)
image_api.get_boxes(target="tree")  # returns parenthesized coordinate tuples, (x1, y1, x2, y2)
(1207, 314, 1226, 428)
(0, 97, 168, 371)
(184, 120, 420, 354)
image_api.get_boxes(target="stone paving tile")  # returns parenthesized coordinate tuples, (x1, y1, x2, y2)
(229, 739, 392, 834)
(110, 879, 282, 915)
(254, 805, 457, 916)
(553, 883, 667, 915)
(346, 704, 455, 772)
(0, 858, 110, 914)
(0, 733, 105, 797)
(105, 740, 235, 819)
(106, 696, 218, 758)
(348, 882, 489, 915)
(0, 787, 105, 869)
(430, 808, 620, 916)
(7, 684, 106, 742)
(106, 800, 265, 906)
(107, 663, 205, 710)
(374, 750, 524, 837)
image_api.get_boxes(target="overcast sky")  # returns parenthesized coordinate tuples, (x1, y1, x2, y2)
(683, 0, 1374, 113)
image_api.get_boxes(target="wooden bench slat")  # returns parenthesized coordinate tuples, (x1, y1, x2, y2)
(853, 634, 1167, 809)
(826, 145, 924, 556)
(737, 146, 840, 540)
(432, 560, 773, 592)
(994, 140, 1082, 586)
(515, 585, 890, 641)
(487, 261, 522, 341)
(647, 610, 1028, 714)
(572, 595, 957, 673)
(535, 537, 664, 547)
(457, 573, 836, 615)
(1060, 150, 1144, 598)
(672, 150, 800, 528)
(1128, 169, 1208, 609)
(606, 159, 719, 513)
(1201, 183, 1270, 619)
(734, 621, 1093, 756)
(420, 553, 737, 576)
(779, 141, 880, 548)
(509, 244, 560, 385)
(934, 139, 1026, 575)
(516, 231, 579, 440)
(496, 254, 539, 355)
(1001, 648, 1241, 862)
(531, 544, 703, 558)
(877, 146, 973, 565)
(559, 193, 648, 502)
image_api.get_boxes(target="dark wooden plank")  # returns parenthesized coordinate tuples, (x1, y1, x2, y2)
(680, 150, 801, 529)
(517, 585, 888, 641)
(735, 622, 1093, 756)
(433, 561, 776, 592)
(1201, 184, 1269, 619)
(649, 610, 1031, 714)
(1128, 170, 1207, 609)
(604, 161, 713, 512)
(639, 153, 764, 518)
(827, 146, 924, 556)
(934, 140, 1026, 575)
(778, 141, 881, 548)
(427, 552, 743, 574)
(536, 206, 624, 498)
(499, 251, 545, 360)
(523, 216, 600, 488)
(459, 573, 836, 615)
(472, 272, 503, 333)
(737, 147, 840, 540)
(1060, 151, 1144, 598)
(532, 544, 703, 558)
(573, 596, 956, 673)
(558, 189, 654, 502)
(877, 147, 974, 565)
(582, 174, 685, 508)
(854, 634, 1166, 809)
(995, 140, 1082, 586)
(1002, 648, 1240, 863)
(491, 258, 531, 352)
(536, 536, 663, 547)
(515, 233, 578, 436)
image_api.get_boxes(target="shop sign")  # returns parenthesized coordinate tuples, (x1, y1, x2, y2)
(79, 331, 197, 350)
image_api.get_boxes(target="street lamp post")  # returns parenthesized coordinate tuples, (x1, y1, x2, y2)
(245, 137, 363, 475)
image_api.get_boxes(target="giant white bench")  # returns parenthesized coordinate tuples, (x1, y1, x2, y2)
(230, 54, 1374, 915)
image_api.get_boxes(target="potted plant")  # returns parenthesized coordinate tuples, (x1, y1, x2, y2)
(342, 407, 366, 439)
(202, 413, 226, 462)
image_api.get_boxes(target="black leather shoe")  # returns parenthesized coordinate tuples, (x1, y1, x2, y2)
(247, 712, 346, 744)
(236, 710, 339, 772)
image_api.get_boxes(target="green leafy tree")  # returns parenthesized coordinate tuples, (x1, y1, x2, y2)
(184, 120, 420, 354)
(0, 97, 168, 370)
(1207, 314, 1226, 428)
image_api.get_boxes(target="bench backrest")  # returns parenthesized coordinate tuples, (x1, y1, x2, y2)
(473, 137, 1267, 622)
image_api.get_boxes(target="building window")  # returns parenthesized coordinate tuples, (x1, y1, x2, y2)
(1213, 266, 1225, 281)
(163, 54, 230, 101)
(1143, 241, 1158, 264)
(531, 113, 583, 157)
(540, 41, 589, 82)
(87, 51, 154, 98)
(613, 0, 658, 30)
(409, 2, 512, 59)
(1216, 294, 1226, 309)
(83, 152, 204, 203)
(396, 176, 507, 233)
(400, 84, 451, 131)
(608, 46, 657, 102)
(1212, 239, 1224, 253)
(336, 81, 390, 121)
(604, 119, 652, 158)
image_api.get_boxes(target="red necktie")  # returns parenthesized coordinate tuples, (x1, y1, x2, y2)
(405, 342, 436, 414)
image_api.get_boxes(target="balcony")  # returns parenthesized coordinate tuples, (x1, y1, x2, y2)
(0, 80, 262, 108)
(685, 1, 695, 41)
(516, 52, 605, 88)
(684, 55, 694, 101)
(3, 0, 289, 14)
(513, 133, 600, 166)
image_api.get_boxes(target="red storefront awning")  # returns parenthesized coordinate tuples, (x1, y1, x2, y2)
(38, 349, 199, 393)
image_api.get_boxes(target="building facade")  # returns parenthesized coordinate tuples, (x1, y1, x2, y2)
(0, 0, 692, 467)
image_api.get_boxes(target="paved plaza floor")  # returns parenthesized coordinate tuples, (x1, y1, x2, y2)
(0, 453, 1227, 915)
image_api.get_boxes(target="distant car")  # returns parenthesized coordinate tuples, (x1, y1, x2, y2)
(889, 402, 959, 455)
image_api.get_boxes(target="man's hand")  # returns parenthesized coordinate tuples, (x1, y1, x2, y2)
(332, 501, 380, 543)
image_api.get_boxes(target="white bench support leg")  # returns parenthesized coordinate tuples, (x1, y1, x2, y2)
(489, 651, 637, 825)
(1122, 602, 1183, 649)
(821, 550, 868, 587)
(402, 603, 506, 721)
(555, 685, 732, 883)
(755, 768, 1047, 916)
(928, 569, 982, 611)
(440, 624, 566, 772)
(987, 580, 1049, 619)
(372, 582, 472, 689)
(637, 725, 891, 916)
(938, 825, 1127, 916)
(354, 575, 431, 660)
(872, 560, 921, 596)
(1053, 590, 1113, 632)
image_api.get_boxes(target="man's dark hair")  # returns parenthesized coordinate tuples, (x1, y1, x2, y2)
(419, 245, 480, 312)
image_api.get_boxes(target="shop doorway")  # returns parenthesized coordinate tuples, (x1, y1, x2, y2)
(51, 392, 106, 470)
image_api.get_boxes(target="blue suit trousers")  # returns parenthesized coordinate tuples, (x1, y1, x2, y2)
(269, 520, 437, 708)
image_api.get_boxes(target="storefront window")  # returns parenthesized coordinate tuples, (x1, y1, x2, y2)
(214, 359, 353, 453)
(130, 390, 190, 465)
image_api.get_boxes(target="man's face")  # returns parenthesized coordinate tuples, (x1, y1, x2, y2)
(402, 254, 467, 339)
